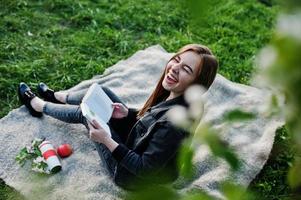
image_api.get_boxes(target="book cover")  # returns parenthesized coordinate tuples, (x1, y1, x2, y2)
(80, 83, 113, 137)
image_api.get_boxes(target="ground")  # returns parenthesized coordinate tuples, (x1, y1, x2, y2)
(0, 0, 293, 199)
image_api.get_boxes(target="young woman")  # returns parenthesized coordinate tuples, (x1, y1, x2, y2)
(18, 44, 218, 190)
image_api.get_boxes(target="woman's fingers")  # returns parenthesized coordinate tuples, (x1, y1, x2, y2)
(112, 104, 120, 114)
(89, 131, 96, 141)
(112, 102, 126, 109)
(88, 121, 99, 131)
(88, 122, 94, 130)
(92, 120, 101, 129)
(112, 103, 121, 110)
(88, 124, 93, 139)
(88, 125, 97, 139)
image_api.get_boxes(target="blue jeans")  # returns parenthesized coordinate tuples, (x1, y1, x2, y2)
(42, 85, 127, 177)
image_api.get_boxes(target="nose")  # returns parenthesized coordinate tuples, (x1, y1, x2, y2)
(170, 63, 180, 74)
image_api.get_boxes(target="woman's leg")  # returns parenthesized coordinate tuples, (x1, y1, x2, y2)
(55, 86, 125, 105)
(94, 141, 118, 177)
(64, 88, 89, 105)
(51, 88, 88, 105)
(93, 117, 125, 176)
(42, 100, 122, 177)
(43, 102, 89, 127)
(40, 85, 127, 177)
(39, 85, 126, 126)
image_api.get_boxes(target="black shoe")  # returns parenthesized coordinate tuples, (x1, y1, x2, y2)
(37, 82, 64, 104)
(18, 82, 43, 117)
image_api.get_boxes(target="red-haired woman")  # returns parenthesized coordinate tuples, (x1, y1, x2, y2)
(18, 44, 218, 189)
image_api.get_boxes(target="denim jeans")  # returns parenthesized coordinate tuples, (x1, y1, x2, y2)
(42, 85, 127, 177)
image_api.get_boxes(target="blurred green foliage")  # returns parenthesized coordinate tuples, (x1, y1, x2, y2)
(178, 139, 195, 179)
(125, 185, 179, 200)
(0, 0, 289, 199)
(194, 124, 240, 171)
(222, 182, 257, 200)
(223, 109, 256, 122)
(250, 126, 297, 199)
(253, 0, 301, 196)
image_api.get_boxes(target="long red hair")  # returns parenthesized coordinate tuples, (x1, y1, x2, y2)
(136, 44, 219, 119)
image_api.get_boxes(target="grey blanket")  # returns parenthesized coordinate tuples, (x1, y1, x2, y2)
(0, 45, 284, 199)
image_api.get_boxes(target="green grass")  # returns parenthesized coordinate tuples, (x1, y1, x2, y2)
(0, 179, 24, 200)
(249, 126, 297, 199)
(1, 0, 293, 199)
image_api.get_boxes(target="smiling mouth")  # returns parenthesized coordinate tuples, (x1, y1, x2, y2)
(166, 74, 178, 84)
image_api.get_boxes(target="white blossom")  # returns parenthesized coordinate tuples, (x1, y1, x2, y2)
(188, 100, 205, 120)
(32, 166, 45, 173)
(277, 13, 301, 41)
(184, 84, 206, 104)
(26, 145, 34, 154)
(32, 165, 50, 174)
(33, 156, 45, 164)
(166, 105, 189, 127)
(27, 31, 33, 36)
(256, 45, 277, 70)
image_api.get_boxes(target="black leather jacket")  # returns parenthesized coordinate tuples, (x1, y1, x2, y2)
(108, 94, 190, 190)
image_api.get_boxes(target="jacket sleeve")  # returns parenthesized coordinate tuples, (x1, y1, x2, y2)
(111, 121, 188, 178)
(108, 108, 139, 143)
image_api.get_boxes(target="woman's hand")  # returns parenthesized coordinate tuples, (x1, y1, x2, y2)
(88, 120, 119, 152)
(111, 102, 128, 119)
(88, 120, 110, 144)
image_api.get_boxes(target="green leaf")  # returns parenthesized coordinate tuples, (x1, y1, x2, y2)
(223, 109, 256, 122)
(204, 132, 240, 170)
(15, 147, 29, 166)
(288, 158, 301, 189)
(223, 182, 244, 199)
(34, 148, 42, 157)
(177, 141, 195, 179)
(15, 138, 49, 174)
(180, 190, 215, 200)
(125, 185, 179, 200)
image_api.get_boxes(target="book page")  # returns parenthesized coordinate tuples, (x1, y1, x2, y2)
(81, 103, 111, 136)
(80, 83, 114, 136)
(81, 83, 113, 123)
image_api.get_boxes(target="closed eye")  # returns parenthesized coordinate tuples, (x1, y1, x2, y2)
(184, 65, 193, 74)
(183, 66, 190, 73)
(173, 56, 180, 62)
(173, 56, 193, 74)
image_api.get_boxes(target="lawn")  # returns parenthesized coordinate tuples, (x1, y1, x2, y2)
(0, 0, 293, 199)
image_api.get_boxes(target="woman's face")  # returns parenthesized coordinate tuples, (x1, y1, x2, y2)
(162, 51, 202, 96)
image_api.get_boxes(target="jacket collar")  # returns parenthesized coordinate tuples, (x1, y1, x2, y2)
(151, 94, 189, 111)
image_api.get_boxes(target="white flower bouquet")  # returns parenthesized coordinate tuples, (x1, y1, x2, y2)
(15, 138, 50, 174)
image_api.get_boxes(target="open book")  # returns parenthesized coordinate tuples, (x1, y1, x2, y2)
(80, 83, 113, 137)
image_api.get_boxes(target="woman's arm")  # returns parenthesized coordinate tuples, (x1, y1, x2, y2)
(87, 118, 131, 152)
(88, 120, 188, 179)
(111, 102, 138, 122)
(103, 137, 119, 152)
(110, 121, 188, 178)
(109, 108, 139, 142)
